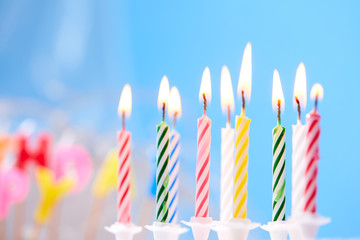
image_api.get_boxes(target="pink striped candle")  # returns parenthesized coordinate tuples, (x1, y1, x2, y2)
(117, 130, 131, 223)
(304, 83, 323, 213)
(117, 84, 132, 223)
(195, 67, 212, 218)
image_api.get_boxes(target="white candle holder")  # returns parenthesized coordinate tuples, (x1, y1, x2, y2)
(105, 222, 142, 240)
(261, 221, 288, 240)
(212, 218, 260, 240)
(145, 221, 188, 240)
(181, 217, 213, 240)
(287, 213, 331, 240)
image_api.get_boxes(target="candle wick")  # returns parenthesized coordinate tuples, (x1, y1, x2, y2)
(295, 96, 301, 121)
(122, 112, 125, 130)
(227, 105, 231, 126)
(203, 93, 207, 115)
(241, 90, 245, 116)
(277, 100, 281, 125)
(315, 95, 318, 111)
(173, 112, 177, 129)
(162, 102, 166, 122)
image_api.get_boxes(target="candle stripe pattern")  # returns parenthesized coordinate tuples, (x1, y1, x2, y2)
(195, 115, 211, 218)
(304, 111, 320, 213)
(291, 124, 307, 216)
(272, 125, 286, 221)
(234, 116, 250, 219)
(156, 122, 170, 222)
(221, 127, 234, 222)
(117, 130, 131, 223)
(168, 130, 180, 223)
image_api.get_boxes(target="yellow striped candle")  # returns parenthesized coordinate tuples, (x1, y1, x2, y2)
(234, 113, 250, 218)
(234, 42, 252, 219)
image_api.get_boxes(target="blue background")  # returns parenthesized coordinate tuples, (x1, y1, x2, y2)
(0, 0, 359, 239)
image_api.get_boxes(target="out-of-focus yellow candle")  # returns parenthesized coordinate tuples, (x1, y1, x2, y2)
(92, 150, 118, 198)
(92, 149, 136, 199)
(34, 167, 73, 224)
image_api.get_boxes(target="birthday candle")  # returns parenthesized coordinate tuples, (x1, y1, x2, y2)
(291, 63, 307, 216)
(168, 87, 182, 223)
(304, 84, 324, 213)
(220, 66, 235, 222)
(271, 70, 286, 221)
(156, 76, 170, 222)
(234, 43, 252, 219)
(195, 67, 212, 218)
(117, 84, 133, 223)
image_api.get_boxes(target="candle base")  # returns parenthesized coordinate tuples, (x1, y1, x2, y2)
(287, 213, 330, 240)
(212, 218, 259, 240)
(145, 222, 188, 240)
(212, 218, 260, 240)
(181, 217, 213, 240)
(105, 222, 142, 240)
(261, 221, 288, 240)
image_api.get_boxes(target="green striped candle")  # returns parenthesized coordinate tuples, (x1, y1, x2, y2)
(271, 69, 286, 222)
(272, 124, 286, 221)
(156, 122, 170, 222)
(156, 75, 170, 223)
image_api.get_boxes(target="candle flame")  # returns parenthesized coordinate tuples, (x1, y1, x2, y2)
(168, 86, 182, 118)
(238, 42, 252, 101)
(118, 84, 132, 117)
(157, 75, 170, 109)
(293, 62, 307, 109)
(310, 83, 324, 100)
(272, 69, 285, 111)
(220, 66, 235, 113)
(199, 67, 212, 103)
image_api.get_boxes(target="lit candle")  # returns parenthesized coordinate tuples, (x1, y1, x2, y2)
(271, 70, 286, 221)
(304, 83, 324, 213)
(168, 86, 182, 223)
(234, 43, 252, 219)
(195, 67, 212, 218)
(220, 66, 235, 222)
(156, 76, 170, 222)
(291, 63, 308, 216)
(117, 84, 132, 223)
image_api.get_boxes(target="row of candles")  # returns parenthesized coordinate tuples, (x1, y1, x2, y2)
(116, 42, 324, 225)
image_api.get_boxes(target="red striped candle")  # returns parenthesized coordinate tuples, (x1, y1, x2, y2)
(196, 115, 211, 218)
(195, 67, 212, 218)
(304, 110, 320, 213)
(304, 83, 323, 214)
(117, 130, 131, 223)
(117, 84, 132, 224)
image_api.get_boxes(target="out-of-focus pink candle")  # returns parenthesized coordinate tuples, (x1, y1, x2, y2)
(195, 67, 212, 218)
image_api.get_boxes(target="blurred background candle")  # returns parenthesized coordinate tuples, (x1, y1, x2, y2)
(291, 63, 308, 217)
(117, 84, 132, 223)
(85, 149, 117, 240)
(219, 66, 235, 222)
(271, 70, 286, 222)
(304, 83, 324, 213)
(168, 86, 182, 223)
(195, 67, 212, 218)
(234, 43, 252, 219)
(29, 167, 74, 240)
(156, 76, 170, 222)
